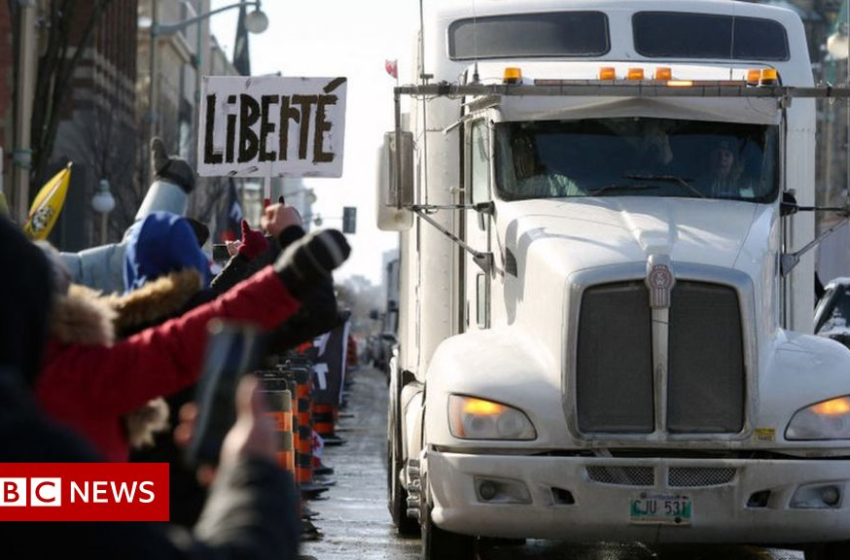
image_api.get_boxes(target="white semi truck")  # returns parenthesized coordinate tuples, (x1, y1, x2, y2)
(377, 1, 850, 559)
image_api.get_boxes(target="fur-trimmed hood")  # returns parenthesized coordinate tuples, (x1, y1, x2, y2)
(106, 268, 203, 337)
(50, 268, 202, 344)
(51, 284, 116, 346)
(48, 268, 202, 451)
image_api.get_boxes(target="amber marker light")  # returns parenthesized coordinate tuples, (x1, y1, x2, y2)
(760, 68, 779, 86)
(627, 68, 645, 80)
(812, 397, 850, 416)
(598, 67, 616, 80)
(667, 80, 694, 88)
(747, 69, 762, 85)
(464, 397, 505, 416)
(503, 67, 523, 84)
(654, 67, 672, 80)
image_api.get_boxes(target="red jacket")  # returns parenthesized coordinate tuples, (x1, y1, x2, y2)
(36, 267, 300, 462)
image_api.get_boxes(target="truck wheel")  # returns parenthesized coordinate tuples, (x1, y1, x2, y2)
(421, 505, 476, 560)
(387, 439, 418, 535)
(805, 541, 850, 560)
(387, 372, 418, 535)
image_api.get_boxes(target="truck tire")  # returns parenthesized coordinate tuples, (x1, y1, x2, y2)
(805, 541, 850, 560)
(387, 436, 419, 535)
(387, 370, 418, 535)
(421, 505, 476, 560)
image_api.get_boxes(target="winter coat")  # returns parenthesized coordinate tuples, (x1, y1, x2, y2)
(35, 266, 301, 462)
(110, 268, 209, 448)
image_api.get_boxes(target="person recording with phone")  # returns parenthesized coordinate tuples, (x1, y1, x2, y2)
(0, 213, 321, 559)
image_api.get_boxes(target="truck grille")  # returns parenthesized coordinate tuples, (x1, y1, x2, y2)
(668, 467, 736, 487)
(576, 281, 654, 433)
(586, 466, 736, 488)
(586, 466, 654, 486)
(575, 281, 744, 435)
(667, 282, 744, 433)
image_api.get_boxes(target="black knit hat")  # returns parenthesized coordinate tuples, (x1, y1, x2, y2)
(0, 216, 52, 386)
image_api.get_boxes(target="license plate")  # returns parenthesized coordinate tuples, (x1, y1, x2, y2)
(630, 493, 692, 525)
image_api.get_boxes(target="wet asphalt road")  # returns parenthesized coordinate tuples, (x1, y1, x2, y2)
(300, 367, 804, 560)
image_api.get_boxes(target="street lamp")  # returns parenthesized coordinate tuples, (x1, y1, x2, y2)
(144, 1, 269, 184)
(91, 179, 115, 244)
(149, 1, 268, 36)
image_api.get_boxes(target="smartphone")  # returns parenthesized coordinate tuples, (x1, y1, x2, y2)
(212, 243, 230, 262)
(186, 319, 266, 468)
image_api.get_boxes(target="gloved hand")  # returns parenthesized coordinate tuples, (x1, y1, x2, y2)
(237, 220, 269, 261)
(274, 229, 350, 296)
(151, 137, 195, 194)
(270, 275, 341, 352)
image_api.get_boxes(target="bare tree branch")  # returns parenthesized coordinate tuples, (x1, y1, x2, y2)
(31, 0, 115, 186)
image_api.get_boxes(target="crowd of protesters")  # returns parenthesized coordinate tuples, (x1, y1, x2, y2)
(0, 138, 351, 558)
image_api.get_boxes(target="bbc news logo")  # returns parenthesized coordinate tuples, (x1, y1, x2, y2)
(0, 464, 168, 521)
(0, 478, 156, 507)
(0, 478, 62, 506)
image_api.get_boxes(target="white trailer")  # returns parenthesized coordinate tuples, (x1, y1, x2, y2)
(378, 2, 850, 559)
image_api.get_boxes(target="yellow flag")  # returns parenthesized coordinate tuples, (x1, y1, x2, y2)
(0, 191, 9, 219)
(24, 162, 72, 240)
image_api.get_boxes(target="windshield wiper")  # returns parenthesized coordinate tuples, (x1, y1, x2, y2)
(622, 173, 705, 198)
(587, 183, 654, 196)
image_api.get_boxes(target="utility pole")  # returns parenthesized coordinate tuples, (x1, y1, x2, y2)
(146, 0, 160, 188)
(12, 1, 38, 224)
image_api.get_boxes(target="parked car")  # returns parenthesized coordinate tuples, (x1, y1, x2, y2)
(369, 332, 397, 374)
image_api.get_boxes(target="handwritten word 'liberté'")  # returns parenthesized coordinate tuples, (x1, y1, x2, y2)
(203, 93, 337, 165)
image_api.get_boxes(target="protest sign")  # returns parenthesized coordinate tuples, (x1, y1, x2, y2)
(198, 75, 347, 178)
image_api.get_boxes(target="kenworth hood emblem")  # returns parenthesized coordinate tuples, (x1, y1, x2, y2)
(646, 255, 675, 309)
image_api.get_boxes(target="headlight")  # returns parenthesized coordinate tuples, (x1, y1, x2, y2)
(448, 395, 536, 440)
(786, 396, 850, 440)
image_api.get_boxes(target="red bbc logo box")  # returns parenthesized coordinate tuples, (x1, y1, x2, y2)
(0, 463, 169, 521)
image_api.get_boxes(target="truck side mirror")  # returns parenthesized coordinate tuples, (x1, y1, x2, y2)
(386, 131, 414, 208)
(781, 191, 798, 217)
(377, 131, 414, 231)
(475, 201, 494, 231)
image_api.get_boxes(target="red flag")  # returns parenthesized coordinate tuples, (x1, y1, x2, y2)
(385, 59, 398, 79)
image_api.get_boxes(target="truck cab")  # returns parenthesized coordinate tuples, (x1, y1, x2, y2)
(379, 2, 850, 559)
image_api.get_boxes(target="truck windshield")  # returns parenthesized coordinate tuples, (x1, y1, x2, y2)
(494, 118, 779, 203)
